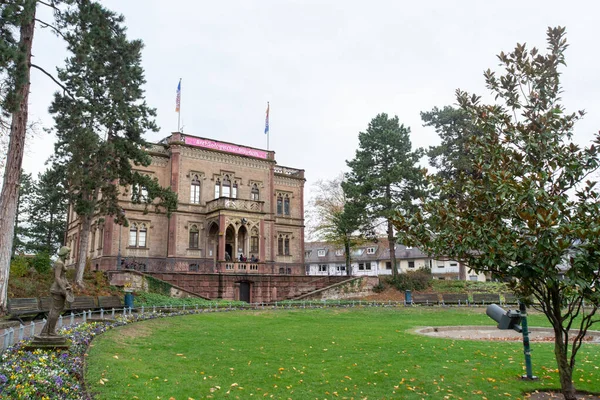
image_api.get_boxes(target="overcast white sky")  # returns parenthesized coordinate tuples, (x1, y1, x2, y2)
(20, 0, 600, 201)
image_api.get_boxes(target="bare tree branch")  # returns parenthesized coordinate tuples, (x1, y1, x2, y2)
(30, 63, 74, 99)
(36, 0, 59, 11)
(35, 18, 66, 40)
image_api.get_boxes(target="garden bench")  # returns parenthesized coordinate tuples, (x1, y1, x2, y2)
(441, 293, 469, 306)
(7, 298, 45, 323)
(471, 293, 500, 306)
(97, 295, 122, 310)
(501, 293, 519, 306)
(411, 293, 439, 305)
(67, 296, 97, 312)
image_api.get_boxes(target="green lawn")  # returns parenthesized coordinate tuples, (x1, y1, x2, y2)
(85, 307, 600, 399)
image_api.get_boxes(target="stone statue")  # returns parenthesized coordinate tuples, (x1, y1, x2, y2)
(39, 246, 73, 337)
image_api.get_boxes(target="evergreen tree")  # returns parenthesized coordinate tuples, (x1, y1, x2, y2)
(12, 170, 33, 256)
(26, 166, 67, 256)
(0, 0, 37, 313)
(49, 1, 177, 286)
(343, 113, 424, 278)
(421, 106, 481, 279)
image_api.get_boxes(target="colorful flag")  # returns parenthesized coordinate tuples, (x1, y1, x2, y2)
(175, 79, 181, 112)
(264, 102, 269, 134)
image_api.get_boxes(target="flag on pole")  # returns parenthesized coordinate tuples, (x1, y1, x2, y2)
(264, 102, 270, 134)
(175, 79, 181, 112)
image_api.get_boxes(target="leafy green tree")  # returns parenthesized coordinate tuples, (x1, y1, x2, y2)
(49, 1, 177, 286)
(12, 170, 33, 256)
(25, 166, 67, 256)
(396, 27, 599, 400)
(344, 113, 424, 278)
(307, 174, 365, 274)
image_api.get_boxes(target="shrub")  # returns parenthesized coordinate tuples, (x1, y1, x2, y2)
(30, 252, 52, 274)
(10, 256, 30, 278)
(388, 268, 432, 291)
(372, 282, 386, 293)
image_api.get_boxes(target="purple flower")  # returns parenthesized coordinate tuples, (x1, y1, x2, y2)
(54, 376, 63, 386)
(0, 374, 7, 384)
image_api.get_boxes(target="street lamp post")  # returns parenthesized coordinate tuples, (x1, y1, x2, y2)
(116, 223, 122, 270)
(116, 208, 125, 270)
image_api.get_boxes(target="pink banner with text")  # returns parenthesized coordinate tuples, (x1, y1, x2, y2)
(184, 137, 268, 159)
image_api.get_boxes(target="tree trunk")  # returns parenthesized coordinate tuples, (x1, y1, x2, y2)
(554, 328, 577, 400)
(0, 1, 36, 314)
(387, 219, 397, 279)
(75, 214, 92, 287)
(47, 212, 54, 253)
(459, 261, 466, 280)
(344, 240, 352, 276)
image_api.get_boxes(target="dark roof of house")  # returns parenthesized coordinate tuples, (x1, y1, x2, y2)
(304, 241, 431, 263)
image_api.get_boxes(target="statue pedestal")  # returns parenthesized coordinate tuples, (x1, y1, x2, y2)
(25, 335, 71, 350)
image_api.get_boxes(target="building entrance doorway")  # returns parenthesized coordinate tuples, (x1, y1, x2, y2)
(225, 244, 233, 261)
(239, 282, 250, 303)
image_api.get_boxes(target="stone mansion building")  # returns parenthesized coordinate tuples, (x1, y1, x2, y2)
(65, 132, 306, 275)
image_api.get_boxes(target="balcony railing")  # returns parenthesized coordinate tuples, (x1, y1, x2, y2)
(206, 197, 264, 213)
(274, 165, 304, 178)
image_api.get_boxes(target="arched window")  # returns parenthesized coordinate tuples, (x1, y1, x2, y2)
(138, 224, 147, 247)
(128, 223, 138, 247)
(283, 195, 290, 216)
(277, 233, 290, 256)
(222, 175, 231, 198)
(276, 194, 283, 215)
(90, 228, 96, 253)
(131, 184, 148, 202)
(97, 226, 104, 250)
(190, 174, 201, 204)
(189, 224, 199, 249)
(129, 222, 148, 248)
(214, 178, 221, 199)
(251, 184, 259, 201)
(232, 182, 238, 198)
(250, 227, 259, 254)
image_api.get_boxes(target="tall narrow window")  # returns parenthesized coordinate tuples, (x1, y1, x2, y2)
(250, 227, 259, 254)
(222, 175, 231, 198)
(97, 226, 104, 250)
(189, 224, 199, 249)
(90, 229, 96, 253)
(278, 235, 284, 255)
(251, 184, 259, 200)
(138, 224, 147, 247)
(284, 235, 290, 256)
(214, 179, 221, 199)
(283, 195, 290, 216)
(190, 174, 201, 204)
(277, 194, 283, 215)
(232, 182, 238, 198)
(129, 223, 138, 246)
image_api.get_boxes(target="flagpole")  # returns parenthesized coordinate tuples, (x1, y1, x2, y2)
(176, 78, 182, 132)
(266, 102, 270, 150)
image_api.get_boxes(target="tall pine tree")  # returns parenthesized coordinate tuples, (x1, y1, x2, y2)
(12, 170, 33, 256)
(343, 113, 424, 278)
(49, 1, 177, 286)
(0, 0, 36, 313)
(26, 166, 67, 255)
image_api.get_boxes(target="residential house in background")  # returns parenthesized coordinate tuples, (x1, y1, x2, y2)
(304, 241, 487, 281)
